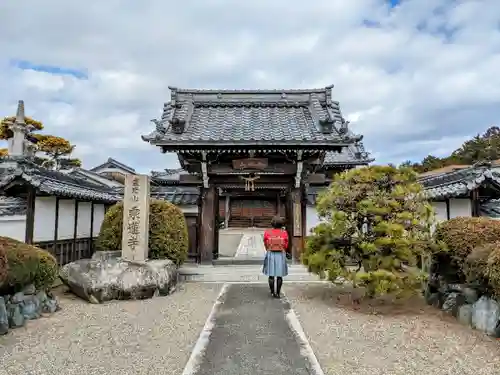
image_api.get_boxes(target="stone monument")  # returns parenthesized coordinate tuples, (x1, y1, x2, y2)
(121, 174, 150, 262)
(59, 174, 178, 303)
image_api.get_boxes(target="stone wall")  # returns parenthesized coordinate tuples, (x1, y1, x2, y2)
(425, 277, 500, 337)
(0, 284, 60, 335)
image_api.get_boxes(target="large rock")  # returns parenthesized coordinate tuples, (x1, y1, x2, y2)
(0, 297, 8, 335)
(471, 296, 500, 336)
(59, 257, 178, 303)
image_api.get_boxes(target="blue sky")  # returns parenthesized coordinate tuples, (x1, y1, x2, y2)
(10, 60, 89, 80)
(1, 0, 500, 172)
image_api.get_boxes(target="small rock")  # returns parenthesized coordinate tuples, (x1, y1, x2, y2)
(21, 295, 41, 320)
(442, 292, 465, 316)
(462, 287, 479, 304)
(11, 292, 24, 304)
(0, 297, 9, 335)
(7, 303, 25, 328)
(36, 290, 48, 304)
(471, 296, 500, 336)
(457, 304, 473, 326)
(41, 298, 58, 314)
(22, 284, 36, 295)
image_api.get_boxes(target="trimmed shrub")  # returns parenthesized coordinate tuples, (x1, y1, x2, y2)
(0, 244, 7, 285)
(464, 242, 497, 286)
(0, 236, 58, 294)
(485, 247, 500, 297)
(434, 217, 500, 268)
(95, 199, 189, 266)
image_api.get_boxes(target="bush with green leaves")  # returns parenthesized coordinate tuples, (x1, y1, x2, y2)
(485, 247, 500, 298)
(0, 243, 7, 285)
(303, 165, 440, 297)
(434, 216, 500, 271)
(96, 199, 189, 266)
(0, 236, 58, 294)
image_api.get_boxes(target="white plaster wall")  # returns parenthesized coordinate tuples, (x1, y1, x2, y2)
(180, 205, 198, 214)
(306, 206, 321, 234)
(432, 201, 448, 222)
(449, 198, 472, 218)
(77, 202, 92, 237)
(92, 204, 105, 234)
(0, 216, 26, 241)
(57, 199, 76, 240)
(34, 197, 56, 242)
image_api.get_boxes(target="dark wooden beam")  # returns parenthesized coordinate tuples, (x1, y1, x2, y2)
(445, 198, 451, 220)
(73, 200, 79, 262)
(24, 186, 36, 244)
(199, 185, 217, 264)
(471, 189, 480, 217)
(90, 202, 95, 254)
(53, 197, 60, 258)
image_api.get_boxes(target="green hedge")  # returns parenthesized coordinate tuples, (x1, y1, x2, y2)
(434, 217, 500, 268)
(0, 236, 58, 294)
(485, 247, 500, 297)
(95, 199, 189, 266)
(0, 243, 7, 285)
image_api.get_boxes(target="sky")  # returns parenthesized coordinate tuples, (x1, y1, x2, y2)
(1, 0, 500, 173)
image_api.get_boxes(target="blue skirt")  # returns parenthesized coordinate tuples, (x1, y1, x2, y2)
(262, 251, 288, 277)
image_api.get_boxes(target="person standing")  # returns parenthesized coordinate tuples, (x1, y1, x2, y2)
(262, 216, 289, 298)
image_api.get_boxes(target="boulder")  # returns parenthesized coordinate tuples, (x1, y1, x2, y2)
(59, 257, 178, 303)
(21, 295, 41, 320)
(0, 297, 8, 335)
(457, 304, 473, 326)
(7, 303, 24, 328)
(471, 296, 500, 336)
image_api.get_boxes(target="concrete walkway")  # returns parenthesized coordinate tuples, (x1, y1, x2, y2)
(181, 284, 323, 375)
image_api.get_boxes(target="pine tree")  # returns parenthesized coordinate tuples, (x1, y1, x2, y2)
(303, 165, 439, 297)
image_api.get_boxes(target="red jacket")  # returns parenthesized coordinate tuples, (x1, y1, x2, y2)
(263, 229, 289, 251)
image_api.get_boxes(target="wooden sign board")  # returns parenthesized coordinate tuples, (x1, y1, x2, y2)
(232, 158, 268, 170)
(293, 202, 302, 237)
(307, 173, 326, 184)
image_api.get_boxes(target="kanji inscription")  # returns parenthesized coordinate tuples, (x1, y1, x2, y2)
(121, 174, 150, 261)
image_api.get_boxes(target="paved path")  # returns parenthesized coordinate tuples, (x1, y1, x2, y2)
(234, 230, 266, 259)
(182, 284, 323, 375)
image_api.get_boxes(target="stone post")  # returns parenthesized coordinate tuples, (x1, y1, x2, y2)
(121, 174, 150, 262)
(7, 100, 27, 157)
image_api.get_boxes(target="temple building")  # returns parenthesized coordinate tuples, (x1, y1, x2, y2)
(142, 86, 372, 263)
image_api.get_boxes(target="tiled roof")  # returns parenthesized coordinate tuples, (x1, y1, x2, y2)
(324, 141, 373, 166)
(0, 158, 122, 203)
(0, 196, 26, 216)
(150, 168, 189, 184)
(142, 86, 360, 147)
(150, 186, 199, 206)
(419, 163, 500, 199)
(480, 199, 500, 218)
(89, 157, 136, 174)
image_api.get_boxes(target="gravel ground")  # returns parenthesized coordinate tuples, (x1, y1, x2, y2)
(0, 283, 223, 375)
(285, 283, 500, 375)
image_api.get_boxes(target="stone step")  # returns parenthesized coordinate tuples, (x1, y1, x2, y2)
(213, 257, 293, 266)
(178, 265, 325, 283)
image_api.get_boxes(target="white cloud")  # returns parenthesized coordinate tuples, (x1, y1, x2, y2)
(0, 0, 500, 172)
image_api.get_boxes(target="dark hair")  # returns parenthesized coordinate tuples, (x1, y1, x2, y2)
(271, 216, 284, 229)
